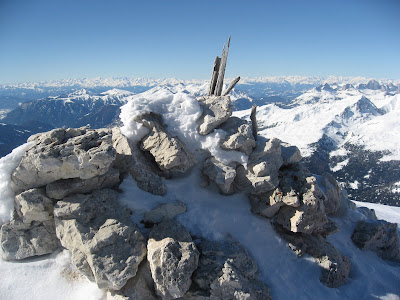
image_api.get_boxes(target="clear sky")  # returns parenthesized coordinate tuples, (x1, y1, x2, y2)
(0, 0, 399, 84)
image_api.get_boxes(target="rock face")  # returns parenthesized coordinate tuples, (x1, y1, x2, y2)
(193, 237, 271, 300)
(138, 113, 195, 174)
(351, 219, 400, 261)
(54, 189, 147, 290)
(219, 117, 256, 156)
(274, 224, 351, 288)
(197, 96, 233, 135)
(202, 157, 237, 194)
(11, 128, 116, 192)
(147, 220, 199, 299)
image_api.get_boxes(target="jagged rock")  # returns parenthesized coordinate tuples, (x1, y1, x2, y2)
(143, 201, 187, 225)
(54, 189, 147, 290)
(280, 142, 302, 165)
(197, 96, 233, 135)
(274, 224, 351, 288)
(351, 219, 400, 261)
(138, 113, 195, 173)
(202, 157, 237, 194)
(275, 176, 328, 234)
(0, 188, 59, 260)
(112, 127, 167, 196)
(46, 168, 120, 199)
(107, 261, 158, 300)
(11, 128, 116, 192)
(147, 220, 199, 300)
(193, 237, 258, 291)
(210, 262, 271, 300)
(219, 117, 256, 156)
(357, 206, 378, 220)
(319, 173, 344, 215)
(235, 138, 283, 194)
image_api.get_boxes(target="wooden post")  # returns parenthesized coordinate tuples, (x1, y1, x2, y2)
(222, 76, 240, 96)
(250, 104, 258, 141)
(215, 36, 231, 96)
(208, 56, 221, 96)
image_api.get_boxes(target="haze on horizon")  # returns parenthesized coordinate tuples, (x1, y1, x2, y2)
(0, 0, 399, 85)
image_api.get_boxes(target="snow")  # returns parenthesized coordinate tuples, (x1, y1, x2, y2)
(330, 158, 349, 172)
(353, 200, 400, 226)
(0, 142, 32, 225)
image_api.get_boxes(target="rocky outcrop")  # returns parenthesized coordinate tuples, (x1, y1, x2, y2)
(142, 201, 187, 225)
(0, 188, 59, 260)
(197, 96, 233, 135)
(280, 142, 302, 165)
(351, 219, 400, 261)
(218, 117, 256, 156)
(275, 224, 351, 288)
(147, 220, 199, 299)
(11, 128, 116, 192)
(137, 113, 195, 174)
(54, 189, 147, 290)
(202, 157, 237, 194)
(319, 172, 345, 215)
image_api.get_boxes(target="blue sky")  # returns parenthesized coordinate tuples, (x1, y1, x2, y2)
(0, 0, 399, 84)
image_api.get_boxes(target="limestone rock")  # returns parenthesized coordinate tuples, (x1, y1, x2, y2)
(0, 188, 59, 260)
(275, 224, 351, 288)
(54, 189, 147, 290)
(357, 206, 378, 220)
(147, 220, 199, 299)
(138, 113, 195, 173)
(107, 261, 158, 300)
(46, 168, 120, 199)
(112, 127, 166, 196)
(235, 138, 283, 194)
(219, 117, 256, 156)
(193, 237, 258, 291)
(351, 219, 400, 261)
(280, 142, 302, 165)
(197, 96, 233, 135)
(11, 128, 116, 192)
(319, 173, 344, 215)
(210, 262, 271, 300)
(202, 157, 237, 194)
(275, 176, 328, 234)
(143, 201, 187, 225)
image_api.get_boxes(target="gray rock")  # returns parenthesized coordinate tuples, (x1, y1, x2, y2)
(193, 237, 258, 291)
(275, 176, 328, 234)
(138, 113, 195, 173)
(46, 168, 120, 199)
(280, 142, 302, 165)
(54, 189, 147, 290)
(357, 206, 378, 220)
(202, 157, 237, 195)
(107, 261, 158, 300)
(0, 188, 59, 260)
(210, 262, 271, 300)
(143, 201, 187, 225)
(11, 128, 116, 192)
(274, 224, 351, 288)
(219, 117, 255, 156)
(147, 220, 199, 299)
(112, 127, 167, 196)
(197, 96, 233, 135)
(319, 173, 344, 215)
(351, 219, 400, 261)
(235, 138, 283, 194)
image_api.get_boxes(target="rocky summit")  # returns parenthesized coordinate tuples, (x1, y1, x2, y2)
(0, 92, 399, 299)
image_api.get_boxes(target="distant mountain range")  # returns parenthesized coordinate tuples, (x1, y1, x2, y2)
(0, 76, 399, 206)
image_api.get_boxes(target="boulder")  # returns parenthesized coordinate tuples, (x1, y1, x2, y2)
(11, 128, 116, 192)
(46, 168, 120, 199)
(280, 142, 302, 165)
(274, 224, 351, 288)
(138, 113, 195, 173)
(0, 188, 59, 260)
(235, 138, 283, 194)
(202, 157, 237, 194)
(319, 173, 344, 215)
(357, 206, 378, 220)
(107, 261, 158, 300)
(143, 201, 187, 225)
(54, 189, 147, 290)
(197, 96, 233, 135)
(112, 127, 167, 196)
(147, 220, 199, 299)
(351, 219, 400, 261)
(218, 117, 256, 156)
